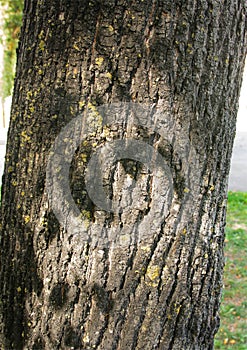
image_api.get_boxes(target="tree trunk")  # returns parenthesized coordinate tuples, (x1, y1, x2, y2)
(0, 1, 246, 349)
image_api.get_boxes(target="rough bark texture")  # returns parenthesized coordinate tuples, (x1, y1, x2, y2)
(0, 1, 246, 349)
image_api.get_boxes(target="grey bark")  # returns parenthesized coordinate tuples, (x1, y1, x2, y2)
(0, 1, 246, 349)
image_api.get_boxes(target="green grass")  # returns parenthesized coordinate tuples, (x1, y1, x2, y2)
(215, 192, 247, 349)
(1, 0, 24, 98)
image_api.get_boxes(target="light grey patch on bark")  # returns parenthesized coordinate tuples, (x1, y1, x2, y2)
(46, 102, 197, 249)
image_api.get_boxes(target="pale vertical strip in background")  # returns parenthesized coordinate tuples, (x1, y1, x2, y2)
(229, 59, 247, 191)
(236, 59, 247, 132)
(0, 3, 6, 128)
(0, 3, 8, 184)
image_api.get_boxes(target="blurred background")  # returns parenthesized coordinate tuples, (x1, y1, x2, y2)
(0, 0, 23, 184)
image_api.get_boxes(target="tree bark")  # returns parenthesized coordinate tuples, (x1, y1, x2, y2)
(0, 1, 246, 349)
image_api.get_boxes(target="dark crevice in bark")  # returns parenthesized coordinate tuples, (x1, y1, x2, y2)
(130, 291, 151, 350)
(104, 227, 165, 349)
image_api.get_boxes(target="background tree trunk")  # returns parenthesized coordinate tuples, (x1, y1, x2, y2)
(0, 1, 246, 349)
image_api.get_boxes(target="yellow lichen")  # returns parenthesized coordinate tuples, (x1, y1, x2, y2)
(83, 334, 90, 343)
(8, 166, 14, 173)
(39, 40, 45, 51)
(24, 215, 30, 224)
(73, 44, 80, 51)
(146, 265, 160, 287)
(70, 106, 75, 115)
(80, 211, 90, 229)
(21, 131, 31, 142)
(140, 245, 151, 252)
(88, 102, 103, 128)
(108, 25, 114, 32)
(79, 101, 85, 109)
(88, 102, 97, 112)
(81, 154, 87, 163)
(26, 91, 33, 100)
(38, 30, 44, 39)
(81, 210, 91, 220)
(106, 72, 112, 80)
(102, 126, 110, 137)
(95, 57, 104, 66)
(175, 305, 181, 314)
